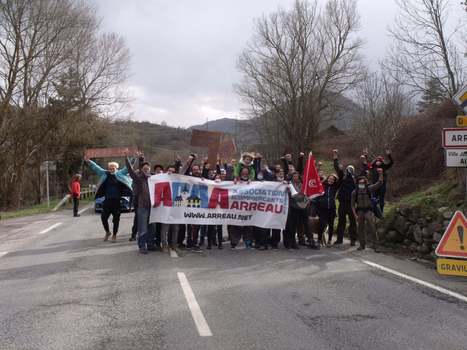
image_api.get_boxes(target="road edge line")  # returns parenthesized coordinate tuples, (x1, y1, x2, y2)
(177, 272, 213, 337)
(0, 251, 8, 258)
(39, 222, 63, 235)
(361, 259, 467, 303)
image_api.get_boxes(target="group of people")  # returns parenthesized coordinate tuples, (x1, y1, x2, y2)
(80, 148, 393, 255)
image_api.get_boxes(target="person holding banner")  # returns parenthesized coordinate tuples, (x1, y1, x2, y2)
(84, 155, 132, 243)
(229, 167, 254, 249)
(285, 171, 309, 250)
(125, 154, 156, 254)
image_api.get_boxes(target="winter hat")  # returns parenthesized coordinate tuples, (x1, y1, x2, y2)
(346, 165, 355, 173)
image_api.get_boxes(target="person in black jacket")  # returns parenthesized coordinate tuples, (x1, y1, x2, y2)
(370, 150, 393, 213)
(315, 172, 340, 247)
(333, 149, 357, 246)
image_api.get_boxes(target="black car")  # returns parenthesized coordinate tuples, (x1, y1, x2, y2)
(94, 196, 133, 213)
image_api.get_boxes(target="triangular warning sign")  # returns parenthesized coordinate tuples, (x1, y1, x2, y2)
(435, 211, 467, 258)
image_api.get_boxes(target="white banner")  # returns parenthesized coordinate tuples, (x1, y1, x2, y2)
(149, 174, 289, 229)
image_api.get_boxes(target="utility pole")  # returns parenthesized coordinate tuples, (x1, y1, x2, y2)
(45, 161, 50, 208)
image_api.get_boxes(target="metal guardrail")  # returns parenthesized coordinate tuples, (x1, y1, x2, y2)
(52, 185, 96, 212)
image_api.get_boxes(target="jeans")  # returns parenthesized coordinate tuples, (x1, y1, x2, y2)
(136, 207, 155, 249)
(318, 207, 336, 242)
(161, 224, 179, 248)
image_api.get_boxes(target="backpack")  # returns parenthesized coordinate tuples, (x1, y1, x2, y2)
(355, 188, 383, 219)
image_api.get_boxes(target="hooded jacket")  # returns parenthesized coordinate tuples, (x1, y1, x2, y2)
(87, 160, 133, 200)
(334, 159, 356, 203)
(233, 153, 256, 180)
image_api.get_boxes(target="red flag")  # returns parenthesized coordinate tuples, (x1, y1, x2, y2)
(301, 152, 324, 198)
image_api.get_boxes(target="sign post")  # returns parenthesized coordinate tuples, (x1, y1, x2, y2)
(435, 211, 467, 277)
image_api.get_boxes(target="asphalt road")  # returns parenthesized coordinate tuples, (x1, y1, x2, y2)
(0, 207, 466, 350)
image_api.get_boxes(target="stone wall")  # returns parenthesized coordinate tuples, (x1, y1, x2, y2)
(377, 205, 464, 260)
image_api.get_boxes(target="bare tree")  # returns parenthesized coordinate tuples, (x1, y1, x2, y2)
(385, 0, 466, 98)
(0, 0, 130, 208)
(235, 0, 363, 157)
(352, 71, 411, 154)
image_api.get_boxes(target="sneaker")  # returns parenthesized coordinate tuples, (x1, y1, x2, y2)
(139, 248, 148, 255)
(74, 214, 81, 217)
(350, 240, 356, 247)
(308, 244, 320, 250)
(103, 232, 111, 242)
(111, 235, 117, 243)
(298, 239, 307, 246)
(191, 245, 201, 251)
(332, 241, 343, 246)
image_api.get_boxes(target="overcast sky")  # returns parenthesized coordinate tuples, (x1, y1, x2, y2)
(97, 0, 400, 127)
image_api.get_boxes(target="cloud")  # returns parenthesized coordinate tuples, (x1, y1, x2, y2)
(97, 0, 398, 127)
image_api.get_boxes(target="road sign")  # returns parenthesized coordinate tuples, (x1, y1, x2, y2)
(457, 116, 467, 127)
(437, 258, 467, 277)
(445, 149, 467, 167)
(84, 147, 138, 159)
(442, 128, 467, 148)
(435, 211, 467, 259)
(452, 84, 467, 113)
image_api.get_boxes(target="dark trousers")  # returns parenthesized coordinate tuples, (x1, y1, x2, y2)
(318, 207, 336, 242)
(154, 222, 162, 247)
(254, 227, 269, 248)
(336, 201, 357, 243)
(229, 225, 253, 247)
(178, 224, 186, 246)
(270, 229, 281, 248)
(101, 199, 121, 235)
(187, 225, 200, 247)
(285, 208, 308, 248)
(131, 202, 138, 239)
(72, 197, 79, 216)
(207, 225, 222, 247)
(374, 182, 387, 213)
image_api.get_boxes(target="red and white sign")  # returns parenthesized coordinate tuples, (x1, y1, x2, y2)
(442, 128, 467, 148)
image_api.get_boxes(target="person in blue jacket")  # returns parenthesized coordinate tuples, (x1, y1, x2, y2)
(84, 154, 133, 242)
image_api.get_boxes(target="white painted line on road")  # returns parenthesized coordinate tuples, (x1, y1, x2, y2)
(170, 249, 178, 258)
(305, 254, 326, 260)
(78, 207, 89, 215)
(0, 251, 8, 258)
(39, 222, 63, 235)
(177, 272, 213, 337)
(362, 260, 467, 303)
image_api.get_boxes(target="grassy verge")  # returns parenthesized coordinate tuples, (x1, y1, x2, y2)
(0, 198, 93, 220)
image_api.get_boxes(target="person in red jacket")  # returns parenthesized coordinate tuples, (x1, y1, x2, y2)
(71, 174, 82, 217)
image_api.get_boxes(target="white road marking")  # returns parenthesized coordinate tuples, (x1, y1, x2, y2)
(362, 260, 467, 303)
(77, 207, 89, 215)
(0, 251, 8, 258)
(305, 254, 326, 260)
(177, 272, 213, 337)
(39, 222, 63, 235)
(170, 249, 178, 258)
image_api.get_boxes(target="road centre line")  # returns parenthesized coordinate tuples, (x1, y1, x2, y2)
(361, 260, 467, 303)
(39, 222, 63, 235)
(0, 251, 8, 258)
(78, 207, 89, 215)
(177, 272, 213, 337)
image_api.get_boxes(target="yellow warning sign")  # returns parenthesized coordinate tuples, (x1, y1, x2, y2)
(437, 258, 467, 277)
(435, 211, 467, 259)
(457, 116, 467, 127)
